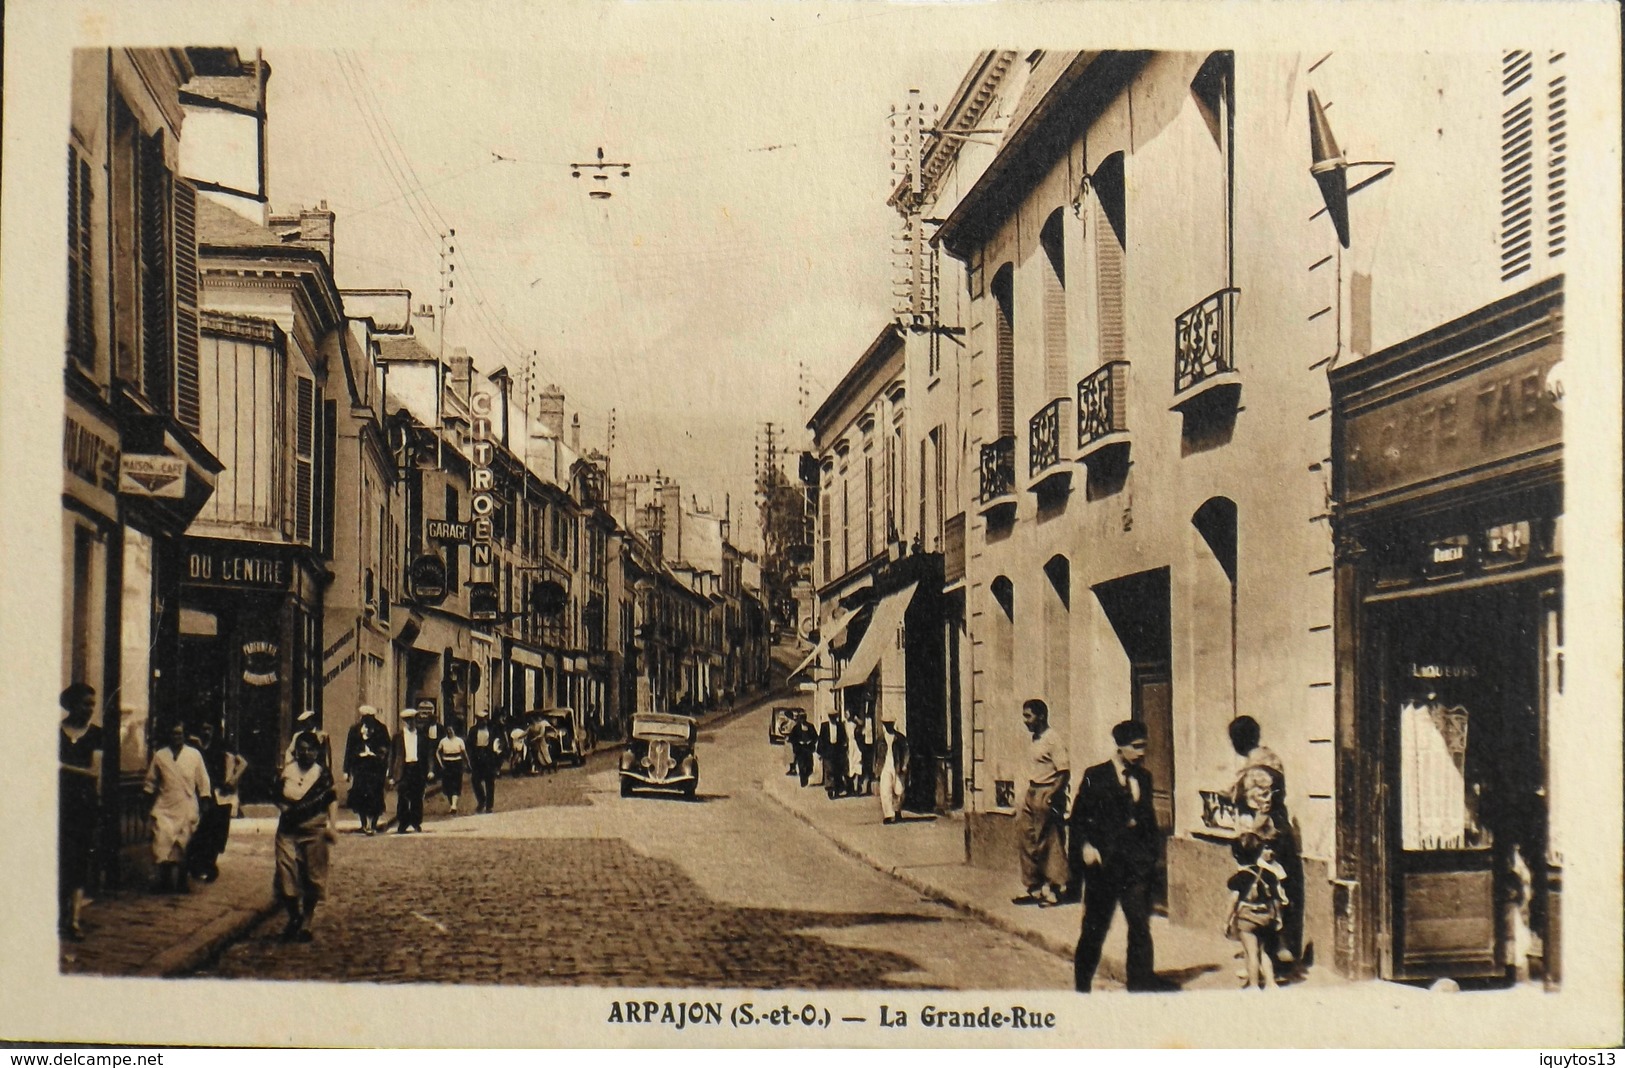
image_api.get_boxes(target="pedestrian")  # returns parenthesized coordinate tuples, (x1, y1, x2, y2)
(1013, 699, 1070, 908)
(788, 711, 818, 788)
(281, 709, 332, 771)
(142, 722, 212, 894)
(1228, 714, 1304, 979)
(436, 719, 468, 814)
(1070, 719, 1165, 992)
(187, 721, 243, 882)
(342, 706, 391, 834)
(1223, 830, 1290, 989)
(876, 719, 909, 824)
(58, 683, 103, 940)
(466, 707, 504, 814)
(845, 710, 868, 796)
(388, 707, 428, 833)
(273, 730, 338, 943)
(818, 710, 848, 799)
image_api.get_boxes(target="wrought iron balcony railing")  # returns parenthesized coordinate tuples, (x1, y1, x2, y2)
(1174, 287, 1240, 399)
(1077, 360, 1130, 452)
(1028, 398, 1067, 478)
(978, 435, 1016, 503)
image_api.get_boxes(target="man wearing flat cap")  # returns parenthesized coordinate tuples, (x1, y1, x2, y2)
(388, 707, 427, 833)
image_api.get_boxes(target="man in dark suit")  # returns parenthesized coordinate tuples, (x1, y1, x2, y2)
(817, 712, 848, 799)
(1070, 718, 1163, 992)
(387, 708, 428, 833)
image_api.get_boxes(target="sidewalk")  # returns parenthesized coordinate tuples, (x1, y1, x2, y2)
(61, 819, 282, 978)
(760, 769, 1343, 992)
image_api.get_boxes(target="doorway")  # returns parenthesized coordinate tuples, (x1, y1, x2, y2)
(1376, 582, 1548, 982)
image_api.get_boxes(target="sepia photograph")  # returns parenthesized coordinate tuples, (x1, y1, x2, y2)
(2, 0, 1621, 1051)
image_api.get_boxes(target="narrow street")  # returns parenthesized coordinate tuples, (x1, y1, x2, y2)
(201, 693, 1071, 989)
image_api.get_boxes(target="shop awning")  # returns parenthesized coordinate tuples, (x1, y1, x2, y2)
(411, 612, 464, 655)
(837, 582, 917, 689)
(789, 608, 861, 679)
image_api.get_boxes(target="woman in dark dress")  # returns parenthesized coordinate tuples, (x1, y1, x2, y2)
(59, 684, 103, 940)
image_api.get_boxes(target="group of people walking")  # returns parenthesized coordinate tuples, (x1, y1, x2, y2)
(786, 707, 911, 825)
(343, 705, 507, 832)
(1015, 700, 1304, 993)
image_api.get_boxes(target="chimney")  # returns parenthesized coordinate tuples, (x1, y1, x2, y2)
(570, 412, 581, 454)
(299, 203, 336, 266)
(535, 383, 566, 441)
(660, 483, 683, 563)
(449, 347, 473, 403)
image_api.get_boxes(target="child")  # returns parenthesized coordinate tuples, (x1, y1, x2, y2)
(1225, 831, 1290, 989)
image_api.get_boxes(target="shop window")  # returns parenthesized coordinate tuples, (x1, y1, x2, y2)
(1398, 697, 1486, 851)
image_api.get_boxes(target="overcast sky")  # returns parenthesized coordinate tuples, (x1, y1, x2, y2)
(262, 29, 967, 542)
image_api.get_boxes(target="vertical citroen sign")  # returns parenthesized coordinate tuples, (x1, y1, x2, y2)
(468, 388, 499, 622)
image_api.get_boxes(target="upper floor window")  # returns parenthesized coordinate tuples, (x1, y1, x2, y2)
(1088, 153, 1126, 363)
(67, 146, 95, 373)
(991, 263, 1016, 438)
(1040, 209, 1068, 400)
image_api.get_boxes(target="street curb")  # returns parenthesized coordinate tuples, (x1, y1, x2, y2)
(138, 898, 281, 978)
(757, 781, 1121, 977)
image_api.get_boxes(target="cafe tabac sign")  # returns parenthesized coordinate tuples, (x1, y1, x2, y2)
(1341, 338, 1562, 505)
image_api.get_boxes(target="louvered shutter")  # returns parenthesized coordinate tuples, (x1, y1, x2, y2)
(993, 276, 1015, 439)
(139, 132, 172, 408)
(296, 377, 315, 543)
(172, 179, 202, 430)
(1545, 53, 1567, 260)
(1043, 254, 1067, 399)
(1500, 51, 1536, 281)
(1093, 195, 1125, 362)
(66, 148, 96, 369)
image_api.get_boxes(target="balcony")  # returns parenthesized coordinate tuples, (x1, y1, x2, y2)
(1172, 287, 1242, 414)
(977, 435, 1017, 520)
(1076, 360, 1131, 464)
(1027, 397, 1073, 497)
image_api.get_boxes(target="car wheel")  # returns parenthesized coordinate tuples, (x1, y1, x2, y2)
(620, 779, 633, 798)
(682, 782, 697, 801)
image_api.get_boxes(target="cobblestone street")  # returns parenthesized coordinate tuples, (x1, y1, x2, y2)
(203, 702, 1071, 989)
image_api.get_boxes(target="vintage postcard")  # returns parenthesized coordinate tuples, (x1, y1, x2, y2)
(1, 0, 1620, 1050)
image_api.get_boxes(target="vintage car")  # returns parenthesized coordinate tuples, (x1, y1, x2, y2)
(534, 707, 586, 767)
(768, 706, 800, 745)
(619, 713, 698, 799)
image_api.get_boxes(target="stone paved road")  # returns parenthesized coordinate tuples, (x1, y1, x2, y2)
(203, 702, 1070, 989)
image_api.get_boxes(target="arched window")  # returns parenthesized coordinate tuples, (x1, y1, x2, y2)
(1040, 210, 1068, 400)
(991, 264, 1016, 439)
(1090, 153, 1127, 363)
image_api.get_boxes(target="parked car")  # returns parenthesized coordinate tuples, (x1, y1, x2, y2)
(535, 707, 585, 767)
(619, 713, 698, 799)
(768, 706, 799, 745)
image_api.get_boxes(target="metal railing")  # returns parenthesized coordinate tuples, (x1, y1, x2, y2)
(1077, 360, 1130, 448)
(978, 436, 1016, 502)
(1174, 287, 1240, 396)
(1028, 398, 1067, 478)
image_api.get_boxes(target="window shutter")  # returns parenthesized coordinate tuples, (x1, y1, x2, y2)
(1500, 51, 1536, 282)
(172, 179, 202, 430)
(139, 132, 172, 408)
(1545, 53, 1567, 260)
(1093, 195, 1125, 362)
(296, 376, 315, 543)
(66, 148, 96, 369)
(992, 271, 1016, 439)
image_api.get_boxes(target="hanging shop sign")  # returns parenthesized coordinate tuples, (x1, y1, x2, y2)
(467, 388, 498, 621)
(242, 640, 280, 686)
(63, 406, 120, 513)
(119, 454, 187, 498)
(530, 579, 568, 617)
(408, 553, 449, 606)
(426, 519, 470, 542)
